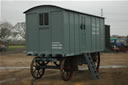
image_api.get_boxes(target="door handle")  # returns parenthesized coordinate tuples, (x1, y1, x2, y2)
(81, 24, 86, 30)
(84, 24, 86, 30)
(80, 24, 83, 30)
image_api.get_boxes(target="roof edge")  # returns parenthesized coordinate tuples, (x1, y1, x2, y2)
(24, 5, 104, 19)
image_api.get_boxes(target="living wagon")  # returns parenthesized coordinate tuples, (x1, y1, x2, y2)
(24, 5, 105, 81)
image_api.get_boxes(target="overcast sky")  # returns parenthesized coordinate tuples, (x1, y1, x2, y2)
(1, 0, 128, 36)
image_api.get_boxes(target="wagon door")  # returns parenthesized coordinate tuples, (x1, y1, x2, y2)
(26, 13, 39, 54)
(80, 15, 86, 52)
(51, 11, 63, 54)
(39, 13, 51, 54)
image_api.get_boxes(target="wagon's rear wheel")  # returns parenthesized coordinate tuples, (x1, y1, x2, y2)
(31, 57, 45, 79)
(60, 58, 74, 81)
(93, 53, 100, 72)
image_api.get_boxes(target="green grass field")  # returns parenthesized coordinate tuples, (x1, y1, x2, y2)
(8, 45, 25, 51)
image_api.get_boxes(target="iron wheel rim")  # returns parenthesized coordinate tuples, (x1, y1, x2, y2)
(60, 58, 73, 81)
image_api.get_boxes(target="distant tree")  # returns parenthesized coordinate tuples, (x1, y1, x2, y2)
(0, 22, 13, 40)
(13, 22, 26, 39)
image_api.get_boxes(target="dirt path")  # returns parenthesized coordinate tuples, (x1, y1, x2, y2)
(1, 68, 128, 85)
(0, 52, 128, 85)
(0, 52, 128, 67)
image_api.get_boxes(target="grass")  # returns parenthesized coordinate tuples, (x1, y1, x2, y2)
(8, 45, 25, 51)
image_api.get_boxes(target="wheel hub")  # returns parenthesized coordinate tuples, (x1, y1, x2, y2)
(35, 66, 40, 70)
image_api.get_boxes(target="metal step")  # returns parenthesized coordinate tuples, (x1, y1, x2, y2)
(84, 54, 99, 80)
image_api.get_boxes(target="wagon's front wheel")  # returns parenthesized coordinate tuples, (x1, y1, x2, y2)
(60, 58, 74, 81)
(30, 57, 45, 79)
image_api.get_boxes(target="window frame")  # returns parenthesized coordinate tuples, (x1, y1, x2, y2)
(39, 13, 49, 26)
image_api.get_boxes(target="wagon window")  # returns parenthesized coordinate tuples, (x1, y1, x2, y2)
(39, 13, 49, 26)
(39, 13, 44, 25)
(44, 13, 48, 25)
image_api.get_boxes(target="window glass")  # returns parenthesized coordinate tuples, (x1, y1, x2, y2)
(39, 13, 49, 26)
(44, 13, 48, 25)
(39, 13, 44, 25)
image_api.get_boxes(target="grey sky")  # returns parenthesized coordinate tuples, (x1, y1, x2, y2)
(1, 0, 128, 36)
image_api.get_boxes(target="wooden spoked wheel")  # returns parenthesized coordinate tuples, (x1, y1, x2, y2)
(30, 57, 45, 79)
(93, 53, 100, 72)
(60, 58, 74, 81)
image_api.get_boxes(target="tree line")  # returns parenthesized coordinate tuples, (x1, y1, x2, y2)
(0, 21, 26, 41)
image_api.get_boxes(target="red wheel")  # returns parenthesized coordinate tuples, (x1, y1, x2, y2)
(60, 58, 74, 81)
(90, 53, 100, 72)
(93, 53, 100, 72)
